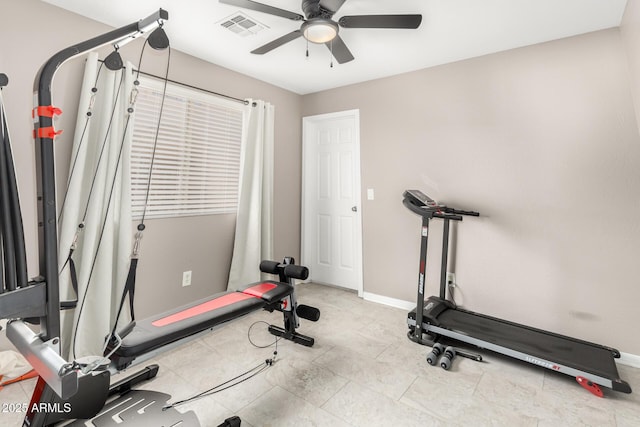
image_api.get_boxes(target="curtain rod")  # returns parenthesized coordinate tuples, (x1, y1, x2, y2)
(137, 69, 251, 105)
(97, 59, 250, 105)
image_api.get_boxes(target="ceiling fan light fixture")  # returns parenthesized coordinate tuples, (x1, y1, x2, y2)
(302, 19, 338, 43)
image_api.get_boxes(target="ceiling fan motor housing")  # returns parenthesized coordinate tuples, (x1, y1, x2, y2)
(302, 0, 335, 20)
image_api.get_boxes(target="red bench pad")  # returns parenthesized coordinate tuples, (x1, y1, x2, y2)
(111, 281, 293, 360)
(237, 281, 293, 303)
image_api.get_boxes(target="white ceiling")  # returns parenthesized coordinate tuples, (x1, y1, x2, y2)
(43, 0, 628, 94)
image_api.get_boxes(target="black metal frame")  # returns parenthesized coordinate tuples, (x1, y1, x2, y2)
(33, 8, 168, 342)
(260, 258, 319, 347)
(403, 190, 470, 345)
(2, 11, 169, 427)
(0, 72, 32, 306)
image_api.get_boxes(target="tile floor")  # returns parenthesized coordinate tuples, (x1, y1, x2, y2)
(2, 283, 640, 426)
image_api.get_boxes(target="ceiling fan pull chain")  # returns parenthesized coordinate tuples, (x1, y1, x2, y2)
(306, 38, 309, 58)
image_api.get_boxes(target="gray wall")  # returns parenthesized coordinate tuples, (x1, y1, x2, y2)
(1, 0, 303, 319)
(302, 28, 640, 355)
(622, 0, 640, 131)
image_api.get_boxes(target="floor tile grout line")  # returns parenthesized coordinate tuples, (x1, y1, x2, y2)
(471, 370, 484, 397)
(319, 378, 351, 412)
(398, 375, 420, 402)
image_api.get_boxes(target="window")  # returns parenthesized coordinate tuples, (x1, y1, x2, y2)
(130, 76, 245, 219)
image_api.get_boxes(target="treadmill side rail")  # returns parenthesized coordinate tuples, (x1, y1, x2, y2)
(612, 378, 633, 394)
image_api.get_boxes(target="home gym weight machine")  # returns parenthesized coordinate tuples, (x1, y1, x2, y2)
(403, 189, 632, 396)
(0, 10, 320, 426)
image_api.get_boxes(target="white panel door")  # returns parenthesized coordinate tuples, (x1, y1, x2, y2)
(302, 110, 362, 294)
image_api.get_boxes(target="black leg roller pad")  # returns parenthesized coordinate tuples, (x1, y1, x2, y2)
(297, 304, 320, 322)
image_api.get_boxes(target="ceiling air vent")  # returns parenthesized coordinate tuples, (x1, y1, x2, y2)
(218, 12, 268, 37)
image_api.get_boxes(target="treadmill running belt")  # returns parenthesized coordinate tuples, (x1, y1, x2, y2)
(439, 309, 622, 381)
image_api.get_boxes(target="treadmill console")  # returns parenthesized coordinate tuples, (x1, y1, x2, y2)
(403, 190, 436, 208)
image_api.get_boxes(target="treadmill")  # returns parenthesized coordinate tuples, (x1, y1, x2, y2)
(403, 189, 632, 396)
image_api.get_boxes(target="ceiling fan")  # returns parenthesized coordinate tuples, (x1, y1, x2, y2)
(219, 0, 422, 64)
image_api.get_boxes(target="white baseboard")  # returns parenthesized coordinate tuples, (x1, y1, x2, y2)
(619, 352, 640, 368)
(362, 292, 414, 311)
(361, 293, 640, 369)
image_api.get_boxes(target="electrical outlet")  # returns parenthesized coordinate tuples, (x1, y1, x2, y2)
(446, 272, 456, 287)
(182, 270, 192, 287)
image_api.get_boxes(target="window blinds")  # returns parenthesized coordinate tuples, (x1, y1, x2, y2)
(130, 76, 244, 219)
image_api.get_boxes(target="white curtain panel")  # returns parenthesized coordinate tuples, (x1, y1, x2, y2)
(227, 100, 275, 290)
(58, 52, 133, 359)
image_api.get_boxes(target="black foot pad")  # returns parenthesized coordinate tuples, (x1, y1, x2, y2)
(297, 304, 320, 322)
(66, 389, 200, 426)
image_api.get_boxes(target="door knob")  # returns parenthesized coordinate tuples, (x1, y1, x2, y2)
(352, 206, 358, 212)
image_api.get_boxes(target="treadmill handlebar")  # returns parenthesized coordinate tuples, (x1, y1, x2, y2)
(441, 207, 480, 217)
(434, 212, 463, 221)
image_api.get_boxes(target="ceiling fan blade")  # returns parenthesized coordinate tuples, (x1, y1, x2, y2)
(326, 35, 354, 64)
(319, 0, 347, 14)
(219, 0, 304, 21)
(339, 14, 422, 29)
(251, 30, 303, 54)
